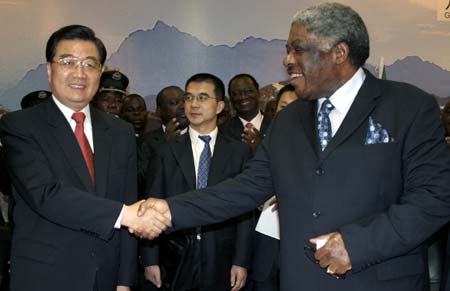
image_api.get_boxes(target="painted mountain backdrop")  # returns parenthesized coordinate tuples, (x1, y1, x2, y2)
(1, 21, 449, 111)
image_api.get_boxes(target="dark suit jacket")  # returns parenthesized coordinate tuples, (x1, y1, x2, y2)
(165, 71, 450, 291)
(0, 99, 138, 291)
(141, 132, 253, 290)
(219, 114, 271, 142)
(137, 127, 165, 196)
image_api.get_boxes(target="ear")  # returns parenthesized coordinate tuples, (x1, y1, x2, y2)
(333, 42, 350, 65)
(46, 62, 52, 84)
(216, 100, 225, 115)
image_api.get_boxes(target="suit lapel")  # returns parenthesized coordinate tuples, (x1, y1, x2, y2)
(208, 134, 230, 186)
(297, 100, 320, 158)
(46, 100, 94, 192)
(171, 134, 196, 190)
(320, 72, 381, 162)
(91, 107, 111, 197)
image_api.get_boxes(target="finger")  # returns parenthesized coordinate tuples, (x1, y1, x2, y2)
(269, 197, 277, 205)
(230, 272, 236, 288)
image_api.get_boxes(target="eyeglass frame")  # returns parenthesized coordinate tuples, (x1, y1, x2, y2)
(183, 92, 218, 103)
(303, 244, 346, 280)
(51, 56, 102, 72)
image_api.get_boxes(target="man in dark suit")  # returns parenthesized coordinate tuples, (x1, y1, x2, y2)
(138, 3, 450, 291)
(220, 74, 271, 151)
(141, 74, 253, 291)
(138, 86, 187, 196)
(0, 25, 169, 291)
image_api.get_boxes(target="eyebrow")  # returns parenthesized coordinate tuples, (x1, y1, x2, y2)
(56, 54, 99, 61)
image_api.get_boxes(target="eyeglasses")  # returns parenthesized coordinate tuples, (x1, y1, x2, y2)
(183, 93, 214, 103)
(303, 244, 346, 280)
(52, 57, 102, 72)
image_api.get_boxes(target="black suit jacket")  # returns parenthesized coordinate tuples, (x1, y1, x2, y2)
(137, 127, 165, 196)
(141, 132, 253, 290)
(166, 71, 450, 291)
(0, 99, 138, 291)
(219, 114, 271, 142)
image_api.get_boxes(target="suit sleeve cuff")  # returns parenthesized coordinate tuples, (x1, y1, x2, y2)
(114, 205, 125, 229)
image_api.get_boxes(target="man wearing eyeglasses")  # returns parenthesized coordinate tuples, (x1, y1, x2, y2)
(138, 3, 450, 291)
(141, 73, 253, 291)
(0, 25, 170, 291)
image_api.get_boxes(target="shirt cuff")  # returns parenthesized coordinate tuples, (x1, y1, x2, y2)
(114, 205, 125, 229)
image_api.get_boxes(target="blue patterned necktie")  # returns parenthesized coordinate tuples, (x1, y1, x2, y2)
(197, 135, 211, 189)
(317, 99, 335, 151)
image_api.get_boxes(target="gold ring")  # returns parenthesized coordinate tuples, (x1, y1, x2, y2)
(251, 139, 255, 144)
(326, 267, 335, 274)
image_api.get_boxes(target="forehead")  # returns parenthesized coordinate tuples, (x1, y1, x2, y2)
(187, 81, 215, 96)
(287, 23, 323, 47)
(125, 96, 145, 106)
(162, 88, 184, 100)
(280, 91, 298, 100)
(54, 39, 100, 59)
(97, 91, 123, 99)
(230, 76, 256, 89)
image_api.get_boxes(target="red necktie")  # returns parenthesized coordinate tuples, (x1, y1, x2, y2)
(71, 112, 95, 184)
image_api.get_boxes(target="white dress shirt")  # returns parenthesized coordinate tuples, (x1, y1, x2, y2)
(317, 67, 366, 137)
(239, 111, 264, 131)
(188, 126, 218, 187)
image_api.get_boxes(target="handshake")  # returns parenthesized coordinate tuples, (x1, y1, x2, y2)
(120, 198, 172, 239)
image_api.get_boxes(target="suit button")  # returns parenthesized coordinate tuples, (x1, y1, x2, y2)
(312, 211, 321, 218)
(315, 168, 324, 176)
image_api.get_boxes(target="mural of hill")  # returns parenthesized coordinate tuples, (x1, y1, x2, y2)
(386, 56, 450, 99)
(1, 21, 449, 110)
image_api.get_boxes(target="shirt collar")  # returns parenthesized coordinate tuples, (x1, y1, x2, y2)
(318, 67, 366, 115)
(239, 111, 264, 130)
(189, 126, 218, 147)
(52, 95, 91, 125)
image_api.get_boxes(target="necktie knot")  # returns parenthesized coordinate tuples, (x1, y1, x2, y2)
(72, 112, 86, 124)
(199, 135, 211, 144)
(245, 122, 254, 129)
(319, 99, 334, 116)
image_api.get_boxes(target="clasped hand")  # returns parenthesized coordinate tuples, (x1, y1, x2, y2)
(121, 198, 172, 239)
(310, 232, 352, 276)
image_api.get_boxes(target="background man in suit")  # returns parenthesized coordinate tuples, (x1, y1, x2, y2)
(221, 74, 271, 151)
(138, 3, 450, 291)
(0, 25, 168, 291)
(138, 86, 187, 195)
(141, 73, 253, 291)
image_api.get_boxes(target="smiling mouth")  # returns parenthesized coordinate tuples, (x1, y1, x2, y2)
(69, 84, 87, 89)
(289, 73, 304, 80)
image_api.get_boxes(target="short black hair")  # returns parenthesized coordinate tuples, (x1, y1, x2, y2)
(156, 86, 184, 107)
(185, 73, 225, 101)
(276, 84, 295, 103)
(46, 25, 107, 65)
(228, 73, 259, 97)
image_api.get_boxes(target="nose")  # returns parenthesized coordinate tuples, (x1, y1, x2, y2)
(73, 64, 87, 78)
(283, 53, 295, 69)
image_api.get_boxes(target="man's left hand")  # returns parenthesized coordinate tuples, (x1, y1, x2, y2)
(230, 265, 247, 291)
(310, 232, 352, 275)
(116, 286, 130, 291)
